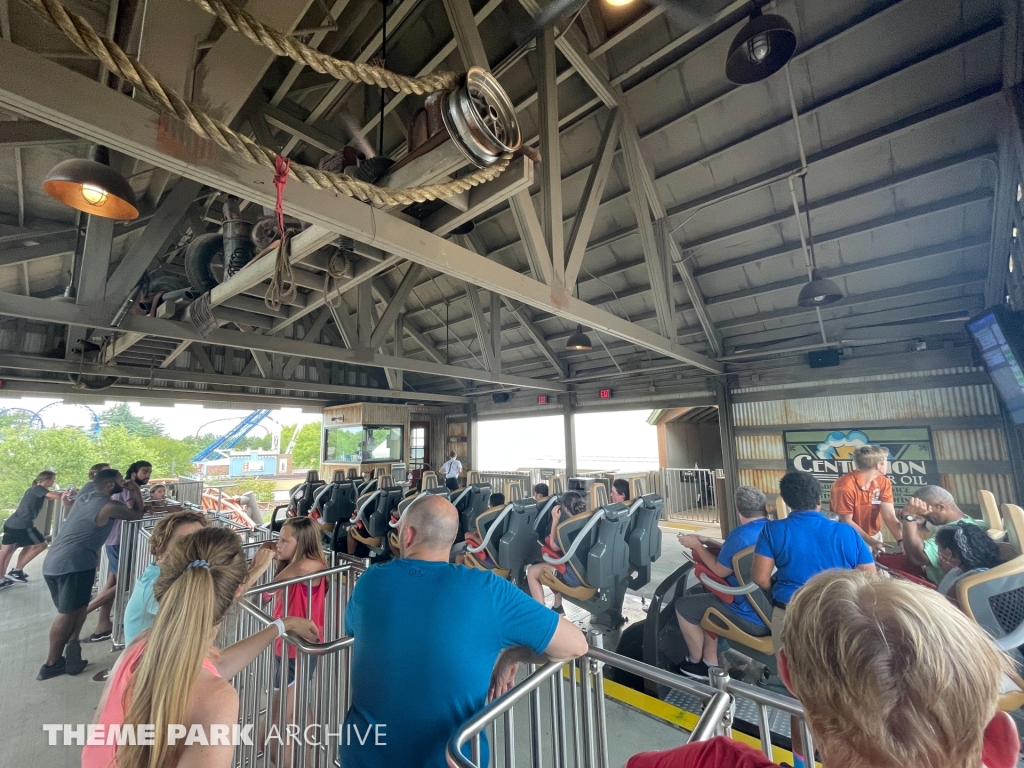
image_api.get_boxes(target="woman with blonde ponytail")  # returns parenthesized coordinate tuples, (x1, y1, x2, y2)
(84, 527, 318, 768)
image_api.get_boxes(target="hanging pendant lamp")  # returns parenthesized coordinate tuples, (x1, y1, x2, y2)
(797, 269, 844, 307)
(43, 145, 139, 220)
(566, 324, 593, 351)
(725, 7, 797, 84)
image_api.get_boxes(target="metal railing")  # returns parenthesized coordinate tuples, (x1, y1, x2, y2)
(709, 668, 813, 763)
(446, 637, 734, 768)
(660, 468, 719, 524)
(109, 507, 274, 649)
(475, 471, 532, 499)
(171, 476, 205, 506)
(219, 561, 363, 768)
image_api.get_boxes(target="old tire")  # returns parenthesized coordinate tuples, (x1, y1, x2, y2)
(184, 233, 223, 293)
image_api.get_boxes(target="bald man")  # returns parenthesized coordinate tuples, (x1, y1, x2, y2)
(342, 495, 587, 768)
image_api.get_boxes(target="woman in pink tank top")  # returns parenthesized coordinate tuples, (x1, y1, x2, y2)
(244, 517, 328, 762)
(84, 527, 318, 768)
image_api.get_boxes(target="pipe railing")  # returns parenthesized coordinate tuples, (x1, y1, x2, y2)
(446, 635, 734, 768)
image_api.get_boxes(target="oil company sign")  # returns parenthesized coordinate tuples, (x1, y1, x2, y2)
(784, 427, 940, 507)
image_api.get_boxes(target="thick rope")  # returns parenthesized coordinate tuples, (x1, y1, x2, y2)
(184, 0, 460, 96)
(19, 0, 510, 207)
(265, 231, 297, 312)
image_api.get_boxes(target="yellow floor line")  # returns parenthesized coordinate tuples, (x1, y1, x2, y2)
(659, 521, 710, 531)
(603, 678, 811, 766)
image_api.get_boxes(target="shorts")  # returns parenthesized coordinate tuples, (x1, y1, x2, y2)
(104, 544, 120, 575)
(274, 654, 318, 688)
(674, 591, 769, 637)
(445, 478, 459, 491)
(44, 569, 96, 614)
(2, 525, 45, 547)
(556, 567, 583, 588)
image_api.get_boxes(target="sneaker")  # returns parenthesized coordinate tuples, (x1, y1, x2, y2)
(7, 569, 27, 582)
(65, 641, 87, 675)
(677, 659, 711, 680)
(0, 577, 14, 590)
(37, 659, 66, 681)
(83, 629, 112, 643)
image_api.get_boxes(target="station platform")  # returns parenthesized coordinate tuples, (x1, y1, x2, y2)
(0, 523, 701, 767)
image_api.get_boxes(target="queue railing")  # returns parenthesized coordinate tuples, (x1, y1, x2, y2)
(660, 468, 719, 524)
(446, 635, 735, 768)
(110, 506, 275, 649)
(218, 562, 363, 768)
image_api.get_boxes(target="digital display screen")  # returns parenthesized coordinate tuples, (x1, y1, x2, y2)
(968, 309, 1024, 425)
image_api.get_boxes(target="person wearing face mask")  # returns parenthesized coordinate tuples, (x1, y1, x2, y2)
(39, 469, 145, 680)
(878, 485, 988, 585)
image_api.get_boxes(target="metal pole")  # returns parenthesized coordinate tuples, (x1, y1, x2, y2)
(562, 402, 577, 478)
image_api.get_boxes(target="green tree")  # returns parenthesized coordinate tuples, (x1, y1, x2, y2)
(223, 477, 276, 502)
(141, 434, 198, 478)
(95, 425, 150, 475)
(0, 425, 99, 508)
(284, 423, 322, 470)
(99, 403, 166, 438)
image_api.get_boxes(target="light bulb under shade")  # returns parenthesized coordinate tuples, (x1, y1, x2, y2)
(565, 324, 593, 351)
(725, 12, 797, 84)
(42, 158, 139, 220)
(603, 0, 637, 7)
(797, 269, 844, 308)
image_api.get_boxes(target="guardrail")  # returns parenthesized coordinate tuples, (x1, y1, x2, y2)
(660, 468, 719, 524)
(171, 477, 205, 506)
(475, 471, 532, 499)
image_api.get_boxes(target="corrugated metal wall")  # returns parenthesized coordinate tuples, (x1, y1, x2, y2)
(733, 383, 1016, 511)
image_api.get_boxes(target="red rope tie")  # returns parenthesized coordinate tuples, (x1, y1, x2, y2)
(273, 155, 291, 234)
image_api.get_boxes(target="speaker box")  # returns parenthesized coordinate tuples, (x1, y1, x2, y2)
(492, 392, 510, 404)
(808, 349, 841, 368)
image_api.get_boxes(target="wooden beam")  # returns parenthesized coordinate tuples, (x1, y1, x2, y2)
(441, 0, 490, 70)
(564, 108, 620, 288)
(537, 27, 564, 288)
(0, 40, 722, 373)
(0, 120, 80, 147)
(368, 263, 424, 348)
(424, 155, 533, 235)
(490, 289, 501, 375)
(464, 282, 496, 372)
(508, 191, 554, 286)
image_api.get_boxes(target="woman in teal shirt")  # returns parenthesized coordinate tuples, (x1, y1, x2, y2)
(123, 510, 208, 644)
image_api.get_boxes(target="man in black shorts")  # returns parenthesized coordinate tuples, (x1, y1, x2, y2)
(37, 469, 144, 680)
(0, 470, 65, 587)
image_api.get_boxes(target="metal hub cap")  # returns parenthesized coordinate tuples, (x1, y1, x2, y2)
(443, 67, 522, 168)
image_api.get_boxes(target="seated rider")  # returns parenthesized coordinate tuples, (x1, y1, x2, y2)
(673, 486, 770, 680)
(877, 485, 988, 585)
(625, 570, 1019, 768)
(610, 478, 630, 504)
(935, 520, 1002, 605)
(460, 493, 506, 568)
(533, 483, 549, 503)
(525, 491, 587, 614)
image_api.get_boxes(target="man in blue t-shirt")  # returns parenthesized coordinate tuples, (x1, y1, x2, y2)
(753, 471, 875, 653)
(674, 486, 771, 679)
(342, 494, 587, 768)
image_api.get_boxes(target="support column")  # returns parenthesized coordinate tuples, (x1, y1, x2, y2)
(66, 214, 114, 359)
(712, 378, 739, 536)
(563, 401, 577, 479)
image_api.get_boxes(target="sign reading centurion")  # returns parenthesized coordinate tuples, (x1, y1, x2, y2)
(784, 427, 940, 507)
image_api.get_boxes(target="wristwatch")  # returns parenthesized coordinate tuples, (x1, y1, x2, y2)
(902, 515, 918, 523)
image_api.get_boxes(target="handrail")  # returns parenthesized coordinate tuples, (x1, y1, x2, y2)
(697, 573, 762, 596)
(237, 599, 355, 656)
(543, 508, 607, 566)
(466, 503, 515, 554)
(446, 646, 732, 768)
(243, 563, 354, 597)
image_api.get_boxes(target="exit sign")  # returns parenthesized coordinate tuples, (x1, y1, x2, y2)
(537, 395, 549, 404)
(599, 388, 613, 399)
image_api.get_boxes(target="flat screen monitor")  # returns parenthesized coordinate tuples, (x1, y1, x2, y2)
(967, 306, 1024, 425)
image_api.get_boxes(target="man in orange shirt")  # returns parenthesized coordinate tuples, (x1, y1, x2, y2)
(830, 445, 901, 552)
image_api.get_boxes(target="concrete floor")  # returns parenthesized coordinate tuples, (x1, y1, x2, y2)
(0, 527, 700, 768)
(0, 556, 119, 768)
